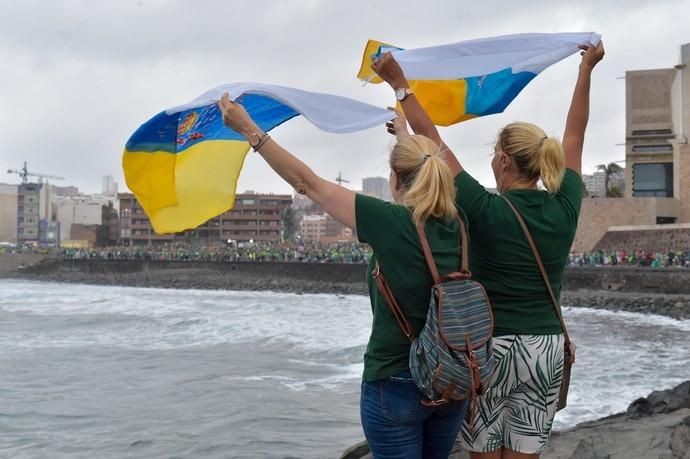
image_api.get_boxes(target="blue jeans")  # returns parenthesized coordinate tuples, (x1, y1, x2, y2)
(360, 370, 469, 459)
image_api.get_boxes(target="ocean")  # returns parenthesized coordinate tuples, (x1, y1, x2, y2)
(1, 279, 689, 458)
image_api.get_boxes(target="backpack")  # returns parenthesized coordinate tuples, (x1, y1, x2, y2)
(373, 217, 494, 408)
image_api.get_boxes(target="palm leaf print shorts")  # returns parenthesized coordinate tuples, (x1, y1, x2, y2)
(459, 334, 565, 454)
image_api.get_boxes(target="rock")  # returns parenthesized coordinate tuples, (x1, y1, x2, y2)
(669, 416, 690, 459)
(340, 441, 370, 459)
(628, 397, 654, 416)
(567, 438, 607, 459)
(648, 382, 690, 414)
(628, 381, 690, 416)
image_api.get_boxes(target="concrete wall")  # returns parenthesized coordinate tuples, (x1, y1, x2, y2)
(573, 198, 658, 252)
(22, 260, 690, 295)
(676, 142, 690, 222)
(594, 224, 690, 252)
(28, 259, 368, 283)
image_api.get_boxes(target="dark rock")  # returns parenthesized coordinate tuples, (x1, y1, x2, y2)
(628, 397, 654, 416)
(340, 441, 370, 459)
(628, 381, 690, 416)
(647, 381, 690, 414)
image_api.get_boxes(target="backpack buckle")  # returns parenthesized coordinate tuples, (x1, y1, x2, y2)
(372, 264, 381, 279)
(421, 398, 449, 407)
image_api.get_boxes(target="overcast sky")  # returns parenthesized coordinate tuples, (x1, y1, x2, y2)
(1, 0, 689, 196)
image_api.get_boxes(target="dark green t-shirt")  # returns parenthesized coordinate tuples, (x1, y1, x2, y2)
(355, 193, 463, 382)
(454, 169, 583, 336)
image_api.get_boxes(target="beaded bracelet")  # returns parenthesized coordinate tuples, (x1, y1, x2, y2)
(250, 132, 271, 152)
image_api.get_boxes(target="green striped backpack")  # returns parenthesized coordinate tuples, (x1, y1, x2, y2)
(373, 217, 494, 410)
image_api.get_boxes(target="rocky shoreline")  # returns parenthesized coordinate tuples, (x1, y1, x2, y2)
(341, 381, 690, 459)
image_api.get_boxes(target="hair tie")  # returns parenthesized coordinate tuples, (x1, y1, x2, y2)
(538, 136, 547, 147)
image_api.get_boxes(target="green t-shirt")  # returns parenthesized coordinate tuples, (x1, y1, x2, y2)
(355, 193, 464, 382)
(454, 169, 583, 336)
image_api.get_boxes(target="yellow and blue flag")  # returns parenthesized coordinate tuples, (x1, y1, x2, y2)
(123, 83, 392, 234)
(357, 32, 601, 126)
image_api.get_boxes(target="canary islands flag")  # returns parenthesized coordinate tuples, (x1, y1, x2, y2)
(357, 32, 601, 126)
(123, 83, 392, 234)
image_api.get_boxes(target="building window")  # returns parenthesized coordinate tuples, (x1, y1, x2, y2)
(632, 163, 673, 197)
(631, 129, 673, 136)
(631, 144, 673, 154)
(656, 217, 676, 224)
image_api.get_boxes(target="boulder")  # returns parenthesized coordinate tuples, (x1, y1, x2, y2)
(628, 381, 690, 416)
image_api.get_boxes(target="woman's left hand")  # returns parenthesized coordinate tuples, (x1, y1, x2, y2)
(218, 93, 259, 138)
(385, 107, 411, 140)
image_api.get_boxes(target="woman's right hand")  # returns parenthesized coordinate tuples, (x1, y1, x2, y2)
(579, 41, 605, 71)
(371, 52, 408, 89)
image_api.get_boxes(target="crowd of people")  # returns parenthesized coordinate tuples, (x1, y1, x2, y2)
(5, 243, 687, 268)
(57, 243, 690, 268)
(568, 250, 690, 268)
(58, 240, 372, 264)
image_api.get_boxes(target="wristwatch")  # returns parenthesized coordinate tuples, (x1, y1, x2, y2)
(395, 87, 413, 102)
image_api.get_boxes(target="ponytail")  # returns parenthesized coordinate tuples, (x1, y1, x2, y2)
(498, 122, 566, 193)
(538, 137, 566, 193)
(390, 135, 457, 226)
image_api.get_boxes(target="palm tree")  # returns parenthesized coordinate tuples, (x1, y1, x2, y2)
(596, 162, 624, 197)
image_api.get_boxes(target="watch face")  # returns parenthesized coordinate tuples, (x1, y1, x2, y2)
(395, 88, 406, 101)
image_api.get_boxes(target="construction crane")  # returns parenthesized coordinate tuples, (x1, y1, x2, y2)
(7, 161, 64, 184)
(335, 171, 350, 186)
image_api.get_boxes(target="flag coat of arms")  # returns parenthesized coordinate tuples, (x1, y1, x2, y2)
(123, 83, 392, 234)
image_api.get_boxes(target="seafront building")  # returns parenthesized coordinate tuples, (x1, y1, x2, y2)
(300, 213, 355, 243)
(0, 183, 18, 243)
(15, 182, 59, 246)
(574, 42, 690, 252)
(118, 192, 292, 246)
(362, 176, 393, 201)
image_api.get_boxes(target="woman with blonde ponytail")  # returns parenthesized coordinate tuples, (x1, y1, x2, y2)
(373, 41, 605, 458)
(219, 96, 469, 457)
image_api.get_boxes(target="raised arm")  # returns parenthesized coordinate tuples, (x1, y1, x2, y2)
(218, 94, 355, 229)
(372, 53, 463, 176)
(562, 41, 605, 174)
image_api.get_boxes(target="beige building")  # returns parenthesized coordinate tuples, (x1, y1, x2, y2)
(54, 197, 104, 241)
(0, 183, 18, 242)
(625, 44, 690, 220)
(573, 43, 690, 252)
(300, 212, 354, 243)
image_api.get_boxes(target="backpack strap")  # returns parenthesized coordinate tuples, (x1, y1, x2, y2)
(500, 195, 572, 347)
(373, 263, 415, 342)
(416, 216, 470, 283)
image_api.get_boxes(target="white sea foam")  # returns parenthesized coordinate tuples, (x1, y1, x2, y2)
(1, 279, 688, 431)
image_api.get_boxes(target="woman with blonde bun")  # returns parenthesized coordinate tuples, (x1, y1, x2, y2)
(373, 42, 605, 458)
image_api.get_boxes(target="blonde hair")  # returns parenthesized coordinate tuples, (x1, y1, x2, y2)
(498, 122, 565, 193)
(390, 135, 458, 226)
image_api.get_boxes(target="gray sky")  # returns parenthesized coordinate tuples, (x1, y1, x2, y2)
(1, 0, 689, 195)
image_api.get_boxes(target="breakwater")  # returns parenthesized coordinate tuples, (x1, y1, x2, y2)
(7, 259, 690, 319)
